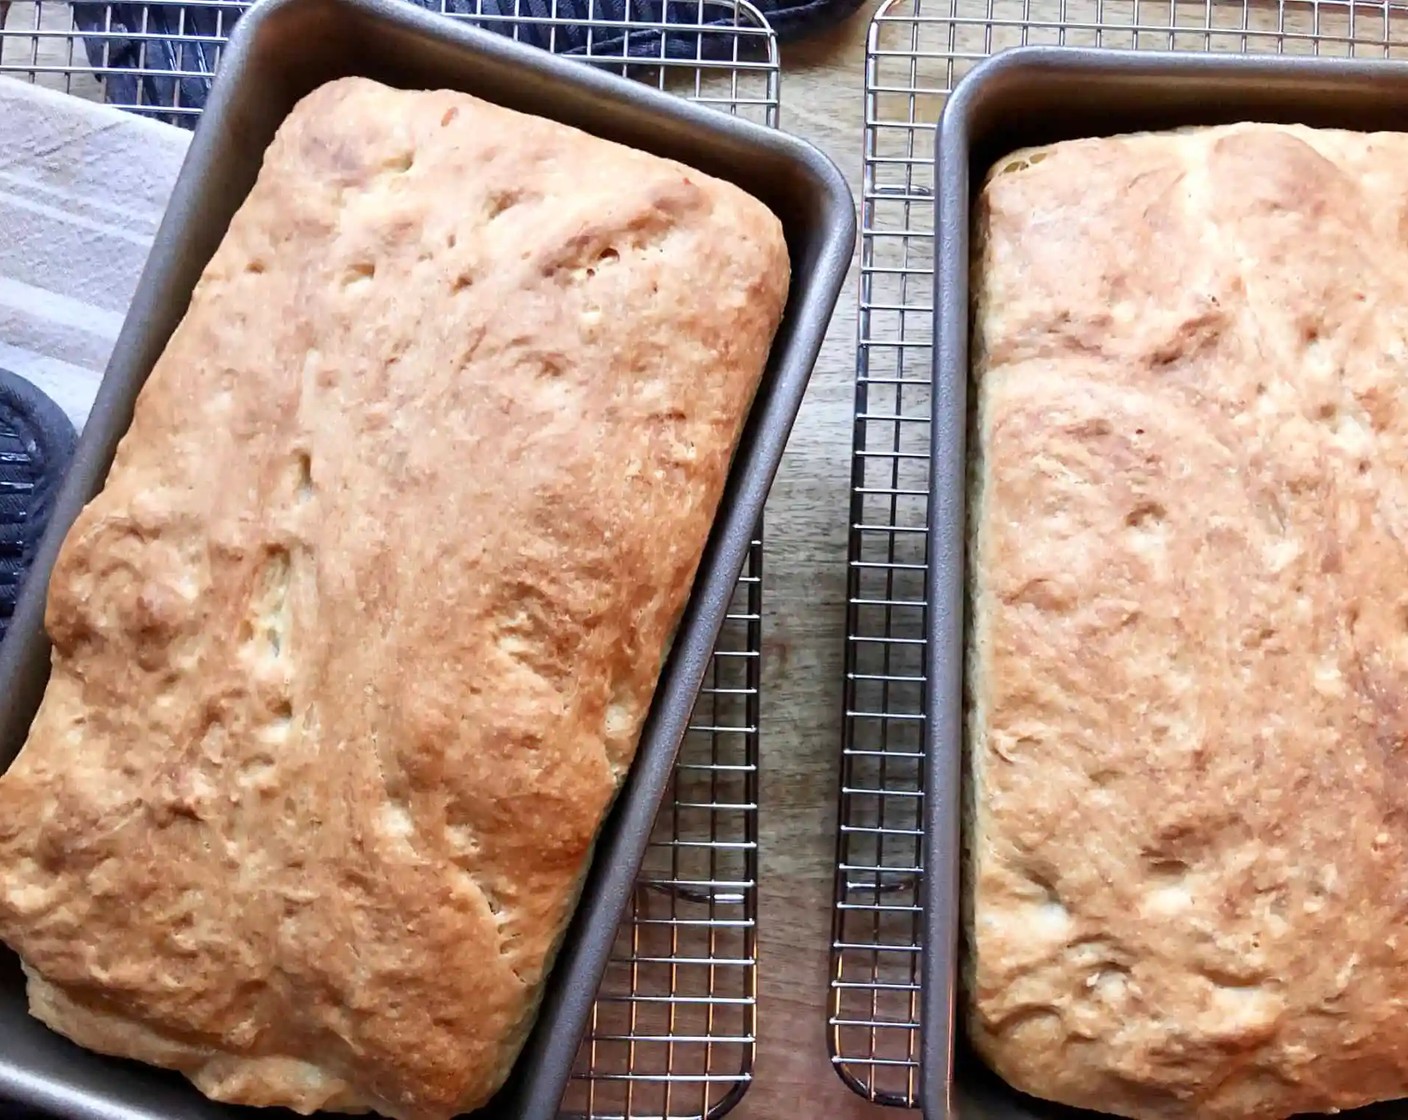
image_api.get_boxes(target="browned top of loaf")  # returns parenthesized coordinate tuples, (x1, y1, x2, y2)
(0, 76, 788, 1120)
(967, 123, 1408, 1120)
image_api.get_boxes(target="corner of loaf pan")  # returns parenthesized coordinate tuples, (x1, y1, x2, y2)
(922, 44, 1408, 1120)
(0, 1, 856, 1118)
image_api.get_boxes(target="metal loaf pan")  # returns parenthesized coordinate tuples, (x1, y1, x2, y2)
(0, 0, 855, 1116)
(924, 45, 1408, 1120)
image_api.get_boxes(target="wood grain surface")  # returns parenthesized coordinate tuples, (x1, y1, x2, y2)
(736, 17, 893, 1119)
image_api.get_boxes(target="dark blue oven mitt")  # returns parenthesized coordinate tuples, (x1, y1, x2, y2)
(70, 0, 865, 122)
(0, 370, 78, 647)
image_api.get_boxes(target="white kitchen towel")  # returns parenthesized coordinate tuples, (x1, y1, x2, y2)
(0, 75, 190, 432)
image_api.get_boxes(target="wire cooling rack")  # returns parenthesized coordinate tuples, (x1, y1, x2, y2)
(0, 3, 775, 1117)
(0, 0, 779, 123)
(830, 0, 1408, 1108)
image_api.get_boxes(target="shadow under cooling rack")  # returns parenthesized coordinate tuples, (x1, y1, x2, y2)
(831, 0, 1408, 1109)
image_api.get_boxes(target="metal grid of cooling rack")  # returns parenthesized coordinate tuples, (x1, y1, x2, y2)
(830, 0, 1408, 1107)
(564, 541, 762, 1120)
(0, 0, 780, 124)
(0, 3, 774, 1117)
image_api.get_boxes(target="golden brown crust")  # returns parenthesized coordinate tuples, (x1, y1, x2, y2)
(967, 123, 1408, 1120)
(0, 77, 788, 1120)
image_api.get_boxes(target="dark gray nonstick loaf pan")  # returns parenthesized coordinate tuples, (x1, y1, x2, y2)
(0, 0, 855, 1116)
(925, 44, 1408, 1120)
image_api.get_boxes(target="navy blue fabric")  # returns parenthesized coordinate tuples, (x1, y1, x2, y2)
(71, 0, 864, 123)
(0, 370, 77, 646)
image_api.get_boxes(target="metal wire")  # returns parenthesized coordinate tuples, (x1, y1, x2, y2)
(0, 2, 776, 1116)
(830, 0, 1408, 1107)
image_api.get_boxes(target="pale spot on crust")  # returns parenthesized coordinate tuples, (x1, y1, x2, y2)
(379, 804, 414, 841)
(604, 696, 633, 738)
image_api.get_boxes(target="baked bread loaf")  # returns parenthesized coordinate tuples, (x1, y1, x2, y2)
(0, 77, 788, 1120)
(966, 123, 1408, 1120)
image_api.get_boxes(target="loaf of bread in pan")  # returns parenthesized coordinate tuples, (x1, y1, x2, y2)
(966, 123, 1408, 1120)
(0, 77, 788, 1120)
